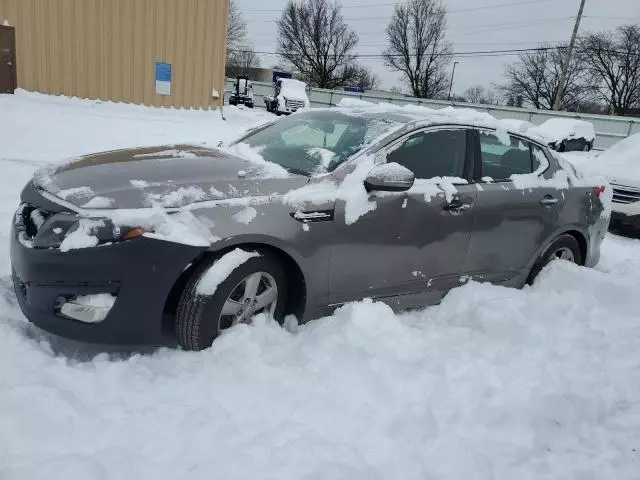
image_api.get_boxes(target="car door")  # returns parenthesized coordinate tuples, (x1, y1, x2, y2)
(462, 129, 565, 284)
(328, 126, 477, 309)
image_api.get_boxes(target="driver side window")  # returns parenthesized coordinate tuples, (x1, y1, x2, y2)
(386, 129, 467, 179)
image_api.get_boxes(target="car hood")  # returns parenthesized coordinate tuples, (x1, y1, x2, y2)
(33, 144, 309, 209)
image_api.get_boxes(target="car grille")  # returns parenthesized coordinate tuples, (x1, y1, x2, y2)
(285, 99, 304, 110)
(611, 184, 640, 205)
(15, 203, 54, 240)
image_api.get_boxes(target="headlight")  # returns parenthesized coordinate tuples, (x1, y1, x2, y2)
(32, 214, 145, 249)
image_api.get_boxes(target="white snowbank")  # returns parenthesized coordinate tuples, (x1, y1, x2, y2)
(580, 133, 640, 184)
(529, 118, 596, 144)
(196, 249, 260, 296)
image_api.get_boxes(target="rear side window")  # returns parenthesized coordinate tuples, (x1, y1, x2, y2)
(387, 129, 467, 180)
(479, 131, 546, 180)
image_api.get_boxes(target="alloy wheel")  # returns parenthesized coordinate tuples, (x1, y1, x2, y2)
(551, 247, 575, 263)
(218, 271, 278, 330)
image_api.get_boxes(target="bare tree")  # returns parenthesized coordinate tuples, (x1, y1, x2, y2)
(277, 0, 360, 89)
(353, 65, 380, 90)
(464, 85, 486, 104)
(227, 0, 248, 61)
(383, 0, 452, 99)
(502, 44, 591, 110)
(580, 24, 640, 116)
(227, 47, 261, 78)
(464, 85, 502, 105)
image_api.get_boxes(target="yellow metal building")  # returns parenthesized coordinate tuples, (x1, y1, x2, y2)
(0, 0, 229, 109)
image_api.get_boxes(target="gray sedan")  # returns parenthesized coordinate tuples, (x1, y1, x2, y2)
(10, 108, 610, 350)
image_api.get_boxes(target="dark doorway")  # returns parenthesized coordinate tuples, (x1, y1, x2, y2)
(0, 24, 17, 94)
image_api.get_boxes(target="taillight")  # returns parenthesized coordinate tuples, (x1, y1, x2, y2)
(592, 186, 605, 199)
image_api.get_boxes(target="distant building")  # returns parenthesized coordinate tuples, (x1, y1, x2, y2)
(0, 0, 229, 109)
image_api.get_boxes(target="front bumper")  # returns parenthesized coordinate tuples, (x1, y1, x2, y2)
(10, 225, 206, 345)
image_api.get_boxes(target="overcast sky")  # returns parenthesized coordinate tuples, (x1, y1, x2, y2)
(236, 0, 640, 95)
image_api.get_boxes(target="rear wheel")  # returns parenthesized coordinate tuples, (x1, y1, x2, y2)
(527, 234, 582, 285)
(176, 252, 288, 351)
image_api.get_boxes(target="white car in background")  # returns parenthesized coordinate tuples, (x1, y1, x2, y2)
(529, 118, 596, 152)
(581, 133, 640, 231)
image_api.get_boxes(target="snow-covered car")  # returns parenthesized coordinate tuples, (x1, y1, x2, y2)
(264, 78, 310, 116)
(581, 133, 640, 231)
(10, 106, 610, 350)
(529, 118, 596, 152)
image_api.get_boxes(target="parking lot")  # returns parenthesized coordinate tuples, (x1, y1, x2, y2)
(1, 91, 639, 479)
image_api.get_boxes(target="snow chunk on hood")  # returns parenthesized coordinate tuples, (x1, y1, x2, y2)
(219, 143, 290, 178)
(196, 249, 260, 296)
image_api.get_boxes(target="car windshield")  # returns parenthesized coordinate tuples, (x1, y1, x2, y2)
(233, 111, 405, 176)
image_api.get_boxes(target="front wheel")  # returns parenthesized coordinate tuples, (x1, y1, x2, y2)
(176, 251, 288, 351)
(527, 234, 582, 285)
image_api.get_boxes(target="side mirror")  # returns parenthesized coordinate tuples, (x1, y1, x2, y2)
(364, 163, 415, 192)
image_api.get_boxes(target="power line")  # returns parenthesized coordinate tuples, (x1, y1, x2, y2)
(244, 0, 554, 14)
(230, 45, 638, 59)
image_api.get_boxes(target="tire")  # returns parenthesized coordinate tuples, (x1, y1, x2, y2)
(175, 252, 288, 351)
(527, 234, 583, 285)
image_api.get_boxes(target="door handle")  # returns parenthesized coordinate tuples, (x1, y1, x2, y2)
(540, 195, 559, 206)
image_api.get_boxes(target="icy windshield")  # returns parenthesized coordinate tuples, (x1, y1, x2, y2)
(234, 111, 405, 176)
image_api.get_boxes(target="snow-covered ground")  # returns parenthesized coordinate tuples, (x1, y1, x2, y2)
(1, 91, 640, 479)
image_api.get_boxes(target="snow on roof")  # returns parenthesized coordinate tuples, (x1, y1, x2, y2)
(581, 133, 640, 184)
(335, 98, 520, 135)
(528, 118, 596, 144)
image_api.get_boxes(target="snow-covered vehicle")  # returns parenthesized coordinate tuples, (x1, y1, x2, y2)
(10, 105, 610, 351)
(529, 118, 596, 152)
(264, 78, 310, 116)
(581, 133, 640, 231)
(228, 76, 254, 109)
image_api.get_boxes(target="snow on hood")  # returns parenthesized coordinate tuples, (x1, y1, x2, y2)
(579, 133, 640, 186)
(33, 144, 301, 210)
(528, 118, 596, 144)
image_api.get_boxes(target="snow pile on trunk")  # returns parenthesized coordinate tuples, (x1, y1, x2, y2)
(529, 118, 596, 144)
(196, 249, 260, 295)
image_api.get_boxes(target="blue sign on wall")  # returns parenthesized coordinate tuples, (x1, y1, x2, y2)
(155, 62, 172, 96)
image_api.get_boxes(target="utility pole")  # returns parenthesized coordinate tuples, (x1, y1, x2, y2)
(553, 0, 586, 111)
(448, 61, 459, 101)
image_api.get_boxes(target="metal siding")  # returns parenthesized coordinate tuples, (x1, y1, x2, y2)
(0, 0, 229, 109)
